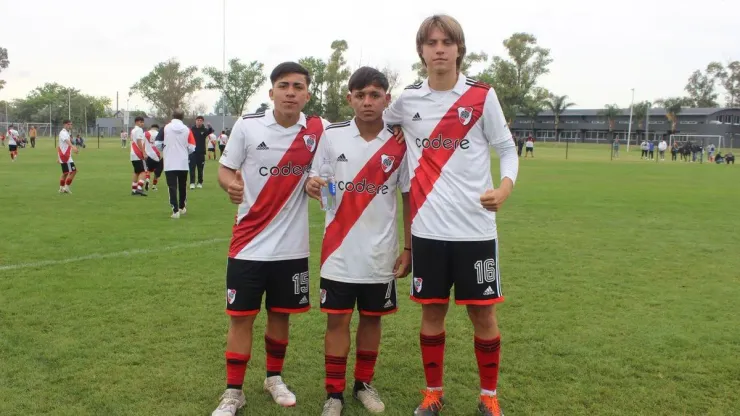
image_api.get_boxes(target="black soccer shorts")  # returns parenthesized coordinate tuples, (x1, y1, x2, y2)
(225, 257, 310, 316)
(410, 236, 503, 305)
(132, 160, 146, 174)
(319, 278, 398, 316)
(60, 162, 76, 173)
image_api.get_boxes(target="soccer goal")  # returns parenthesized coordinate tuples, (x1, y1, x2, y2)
(669, 134, 725, 151)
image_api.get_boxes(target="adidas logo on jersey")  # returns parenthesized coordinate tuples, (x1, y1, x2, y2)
(337, 153, 348, 162)
(412, 112, 422, 121)
(384, 299, 394, 309)
(299, 295, 308, 305)
(256, 142, 269, 150)
(483, 286, 494, 296)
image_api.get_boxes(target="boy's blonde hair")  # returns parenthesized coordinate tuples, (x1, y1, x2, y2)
(416, 14, 466, 71)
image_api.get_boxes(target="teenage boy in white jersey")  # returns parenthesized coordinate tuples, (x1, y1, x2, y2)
(7, 125, 19, 161)
(57, 120, 79, 193)
(207, 131, 218, 160)
(212, 62, 329, 416)
(129, 116, 148, 196)
(144, 124, 162, 191)
(384, 14, 519, 416)
(304, 67, 411, 416)
(218, 130, 229, 157)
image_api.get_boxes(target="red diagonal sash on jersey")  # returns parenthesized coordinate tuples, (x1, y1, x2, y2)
(320, 137, 407, 266)
(409, 85, 489, 220)
(131, 141, 145, 160)
(228, 117, 325, 258)
(58, 146, 71, 163)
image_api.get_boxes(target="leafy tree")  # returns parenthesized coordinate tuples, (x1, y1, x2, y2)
(684, 62, 722, 107)
(213, 95, 232, 116)
(632, 101, 651, 130)
(599, 104, 621, 137)
(655, 97, 691, 132)
(203, 59, 266, 116)
(545, 94, 575, 141)
(131, 59, 202, 117)
(0, 47, 8, 91)
(298, 56, 327, 117)
(381, 67, 401, 98)
(712, 61, 740, 107)
(478, 33, 552, 124)
(256, 102, 270, 113)
(324, 40, 352, 122)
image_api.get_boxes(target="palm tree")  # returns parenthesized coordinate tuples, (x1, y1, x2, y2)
(599, 104, 622, 140)
(545, 94, 575, 142)
(655, 97, 689, 133)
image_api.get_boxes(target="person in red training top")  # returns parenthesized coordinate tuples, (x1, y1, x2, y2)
(383, 14, 519, 416)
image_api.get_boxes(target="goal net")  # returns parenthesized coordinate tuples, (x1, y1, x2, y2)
(669, 134, 725, 151)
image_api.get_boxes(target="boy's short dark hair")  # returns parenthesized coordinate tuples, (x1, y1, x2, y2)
(196, 116, 204, 121)
(270, 62, 311, 87)
(150, 124, 159, 129)
(134, 116, 145, 122)
(221, 130, 225, 134)
(63, 119, 71, 124)
(348, 66, 389, 92)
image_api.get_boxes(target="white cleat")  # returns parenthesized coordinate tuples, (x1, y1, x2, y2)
(211, 388, 245, 416)
(196, 183, 203, 189)
(190, 183, 195, 189)
(264, 376, 296, 407)
(64, 186, 71, 194)
(171, 211, 180, 219)
(354, 384, 385, 413)
(322, 397, 343, 416)
(180, 208, 187, 216)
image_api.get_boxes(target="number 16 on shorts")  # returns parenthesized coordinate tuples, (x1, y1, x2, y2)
(474, 258, 500, 298)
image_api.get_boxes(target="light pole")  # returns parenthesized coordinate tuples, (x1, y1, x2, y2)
(626, 88, 635, 152)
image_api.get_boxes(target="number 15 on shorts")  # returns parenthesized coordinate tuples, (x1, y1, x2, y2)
(292, 272, 309, 295)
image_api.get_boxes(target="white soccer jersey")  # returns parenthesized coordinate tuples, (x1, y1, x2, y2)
(219, 111, 329, 261)
(58, 129, 73, 163)
(219, 134, 229, 145)
(311, 119, 410, 284)
(130, 126, 146, 161)
(384, 73, 519, 241)
(207, 133, 217, 149)
(145, 129, 161, 161)
(7, 129, 18, 145)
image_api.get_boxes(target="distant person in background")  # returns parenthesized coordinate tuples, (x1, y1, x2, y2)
(57, 120, 79, 194)
(163, 109, 196, 218)
(640, 140, 648, 159)
(7, 125, 19, 161)
(516, 135, 524, 157)
(525, 136, 534, 157)
(725, 151, 735, 165)
(189, 116, 213, 189)
(671, 142, 679, 161)
(145, 124, 162, 191)
(129, 116, 149, 196)
(658, 139, 667, 161)
(29, 126, 37, 148)
(612, 138, 620, 158)
(218, 130, 229, 157)
(648, 140, 655, 160)
(121, 131, 127, 148)
(707, 143, 716, 162)
(207, 131, 218, 160)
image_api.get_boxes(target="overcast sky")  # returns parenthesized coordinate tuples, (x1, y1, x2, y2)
(1, 0, 738, 115)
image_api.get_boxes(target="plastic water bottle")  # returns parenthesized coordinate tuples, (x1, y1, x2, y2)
(319, 161, 337, 212)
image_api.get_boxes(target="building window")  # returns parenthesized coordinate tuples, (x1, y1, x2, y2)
(679, 121, 698, 125)
(618, 121, 631, 124)
(649, 121, 665, 124)
(591, 120, 605, 124)
(565, 120, 579, 124)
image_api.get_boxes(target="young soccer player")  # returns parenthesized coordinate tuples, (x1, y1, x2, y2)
(207, 131, 218, 160)
(218, 130, 229, 157)
(57, 120, 79, 193)
(384, 14, 519, 416)
(144, 124, 162, 191)
(129, 116, 148, 196)
(211, 62, 329, 416)
(304, 67, 411, 416)
(7, 125, 19, 161)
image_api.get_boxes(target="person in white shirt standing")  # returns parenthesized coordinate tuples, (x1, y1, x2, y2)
(212, 62, 329, 416)
(162, 109, 195, 218)
(218, 130, 229, 157)
(57, 120, 79, 193)
(7, 125, 19, 161)
(144, 124, 162, 191)
(129, 116, 148, 196)
(383, 14, 519, 416)
(207, 131, 218, 160)
(304, 67, 411, 416)
(658, 139, 668, 161)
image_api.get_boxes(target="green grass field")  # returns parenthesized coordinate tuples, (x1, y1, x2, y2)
(1, 139, 738, 416)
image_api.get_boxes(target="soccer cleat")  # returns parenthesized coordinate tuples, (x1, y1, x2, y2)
(263, 375, 296, 407)
(197, 183, 203, 189)
(64, 186, 72, 194)
(414, 389, 445, 416)
(171, 211, 180, 219)
(321, 397, 343, 416)
(190, 183, 195, 189)
(180, 208, 187, 216)
(478, 394, 503, 416)
(152, 185, 158, 191)
(354, 383, 385, 413)
(211, 388, 245, 416)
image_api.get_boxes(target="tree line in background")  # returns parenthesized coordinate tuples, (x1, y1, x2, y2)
(1, 40, 739, 128)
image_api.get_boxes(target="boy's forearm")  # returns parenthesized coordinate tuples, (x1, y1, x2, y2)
(401, 192, 411, 249)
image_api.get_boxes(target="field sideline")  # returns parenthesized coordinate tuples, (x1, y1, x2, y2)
(0, 140, 738, 416)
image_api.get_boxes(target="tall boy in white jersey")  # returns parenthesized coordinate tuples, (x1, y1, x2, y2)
(7, 125, 19, 161)
(144, 124, 162, 191)
(57, 120, 79, 193)
(212, 62, 329, 416)
(218, 130, 229, 157)
(129, 116, 148, 196)
(304, 67, 412, 416)
(384, 15, 519, 416)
